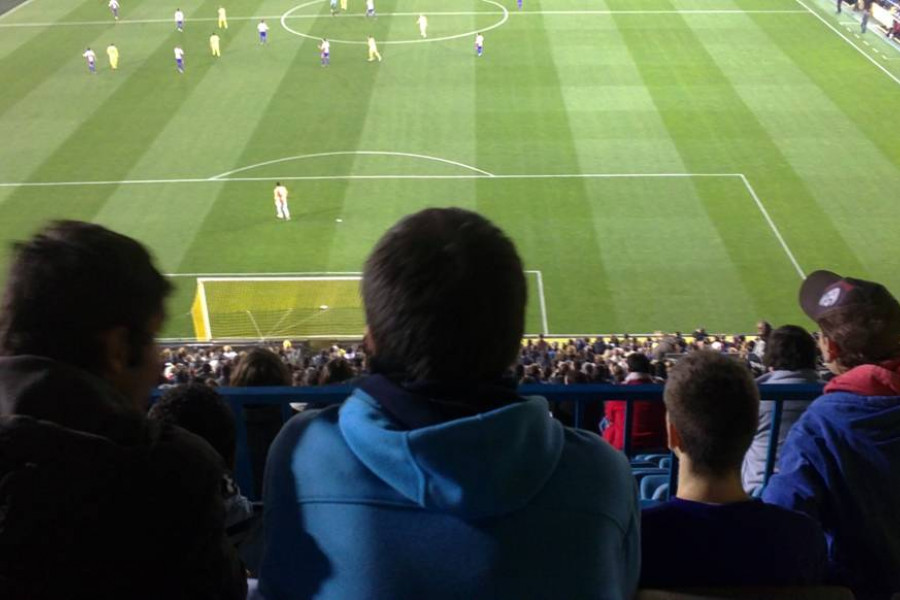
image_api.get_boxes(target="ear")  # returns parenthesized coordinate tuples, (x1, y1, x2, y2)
(819, 334, 844, 373)
(666, 413, 682, 455)
(96, 326, 131, 379)
(363, 325, 377, 354)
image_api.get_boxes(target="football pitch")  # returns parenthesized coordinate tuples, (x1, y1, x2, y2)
(2, 0, 900, 340)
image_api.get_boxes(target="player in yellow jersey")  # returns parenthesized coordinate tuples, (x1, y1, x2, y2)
(217, 6, 227, 29)
(367, 35, 382, 62)
(209, 32, 221, 57)
(340, 0, 347, 9)
(106, 43, 119, 70)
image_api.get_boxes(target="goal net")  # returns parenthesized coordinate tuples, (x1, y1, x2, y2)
(191, 276, 365, 341)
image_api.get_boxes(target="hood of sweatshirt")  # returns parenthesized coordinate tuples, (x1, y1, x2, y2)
(338, 383, 565, 520)
(824, 359, 900, 397)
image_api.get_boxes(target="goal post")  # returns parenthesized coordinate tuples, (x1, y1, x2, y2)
(190, 276, 365, 341)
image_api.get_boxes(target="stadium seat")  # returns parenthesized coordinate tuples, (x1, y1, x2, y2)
(635, 453, 670, 464)
(630, 460, 660, 469)
(631, 468, 668, 483)
(634, 586, 855, 600)
(659, 456, 672, 470)
(640, 474, 670, 501)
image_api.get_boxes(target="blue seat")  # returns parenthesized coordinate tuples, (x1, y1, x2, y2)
(640, 474, 670, 500)
(633, 469, 667, 488)
(659, 456, 672, 470)
(634, 453, 670, 464)
(630, 460, 658, 469)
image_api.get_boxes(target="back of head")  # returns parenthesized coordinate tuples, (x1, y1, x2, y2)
(319, 357, 354, 385)
(664, 351, 759, 476)
(229, 347, 290, 386)
(799, 270, 900, 369)
(0, 221, 171, 374)
(763, 325, 817, 372)
(362, 208, 526, 382)
(626, 352, 651, 375)
(148, 383, 236, 469)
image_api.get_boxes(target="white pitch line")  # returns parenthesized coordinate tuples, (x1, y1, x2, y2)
(0, 173, 741, 188)
(533, 270, 549, 335)
(0, 0, 38, 21)
(796, 0, 900, 86)
(210, 151, 496, 179)
(168, 271, 364, 277)
(0, 8, 813, 28)
(738, 174, 805, 279)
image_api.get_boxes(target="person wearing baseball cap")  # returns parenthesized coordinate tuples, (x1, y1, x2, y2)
(763, 270, 900, 599)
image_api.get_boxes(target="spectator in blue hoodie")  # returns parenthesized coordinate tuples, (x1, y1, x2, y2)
(764, 271, 900, 600)
(256, 208, 640, 600)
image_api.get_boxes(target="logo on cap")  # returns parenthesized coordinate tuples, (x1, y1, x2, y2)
(819, 287, 841, 308)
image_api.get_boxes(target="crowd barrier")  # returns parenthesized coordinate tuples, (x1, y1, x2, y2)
(153, 383, 825, 502)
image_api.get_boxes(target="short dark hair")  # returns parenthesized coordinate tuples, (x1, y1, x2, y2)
(664, 351, 759, 476)
(818, 306, 900, 369)
(362, 208, 526, 382)
(763, 325, 817, 371)
(318, 357, 354, 385)
(0, 221, 172, 373)
(229, 347, 291, 386)
(149, 384, 237, 468)
(626, 352, 651, 374)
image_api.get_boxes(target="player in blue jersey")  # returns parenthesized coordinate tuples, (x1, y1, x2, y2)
(174, 46, 185, 73)
(258, 19, 269, 44)
(83, 48, 96, 73)
(319, 38, 330, 66)
(517, 0, 522, 9)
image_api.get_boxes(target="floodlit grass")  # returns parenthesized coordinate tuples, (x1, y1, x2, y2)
(2, 0, 900, 340)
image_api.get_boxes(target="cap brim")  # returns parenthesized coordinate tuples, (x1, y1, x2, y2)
(799, 270, 843, 320)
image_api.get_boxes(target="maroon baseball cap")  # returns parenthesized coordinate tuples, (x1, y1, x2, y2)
(799, 270, 900, 322)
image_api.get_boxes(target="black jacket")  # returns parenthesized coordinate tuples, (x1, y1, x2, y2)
(0, 356, 247, 600)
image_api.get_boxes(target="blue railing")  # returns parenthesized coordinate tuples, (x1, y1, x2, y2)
(153, 383, 824, 501)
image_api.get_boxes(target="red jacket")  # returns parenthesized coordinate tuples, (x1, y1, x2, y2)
(603, 373, 666, 452)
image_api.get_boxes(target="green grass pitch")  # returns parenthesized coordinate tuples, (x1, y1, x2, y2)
(2, 0, 900, 340)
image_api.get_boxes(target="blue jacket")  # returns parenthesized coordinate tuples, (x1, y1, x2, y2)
(763, 360, 900, 599)
(257, 376, 640, 600)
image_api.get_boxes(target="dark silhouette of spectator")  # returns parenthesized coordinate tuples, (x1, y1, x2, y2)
(641, 351, 826, 587)
(257, 208, 639, 600)
(0, 221, 245, 600)
(230, 347, 290, 497)
(764, 271, 900, 599)
(742, 325, 823, 494)
(150, 383, 263, 574)
(318, 356, 354, 385)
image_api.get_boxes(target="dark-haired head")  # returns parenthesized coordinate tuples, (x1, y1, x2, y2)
(149, 383, 236, 468)
(664, 351, 758, 477)
(362, 208, 526, 383)
(0, 221, 171, 404)
(763, 325, 817, 372)
(229, 347, 291, 387)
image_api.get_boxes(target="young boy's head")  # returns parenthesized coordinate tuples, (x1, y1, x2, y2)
(663, 351, 759, 476)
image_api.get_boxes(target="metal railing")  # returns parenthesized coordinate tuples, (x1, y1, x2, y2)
(153, 383, 824, 501)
